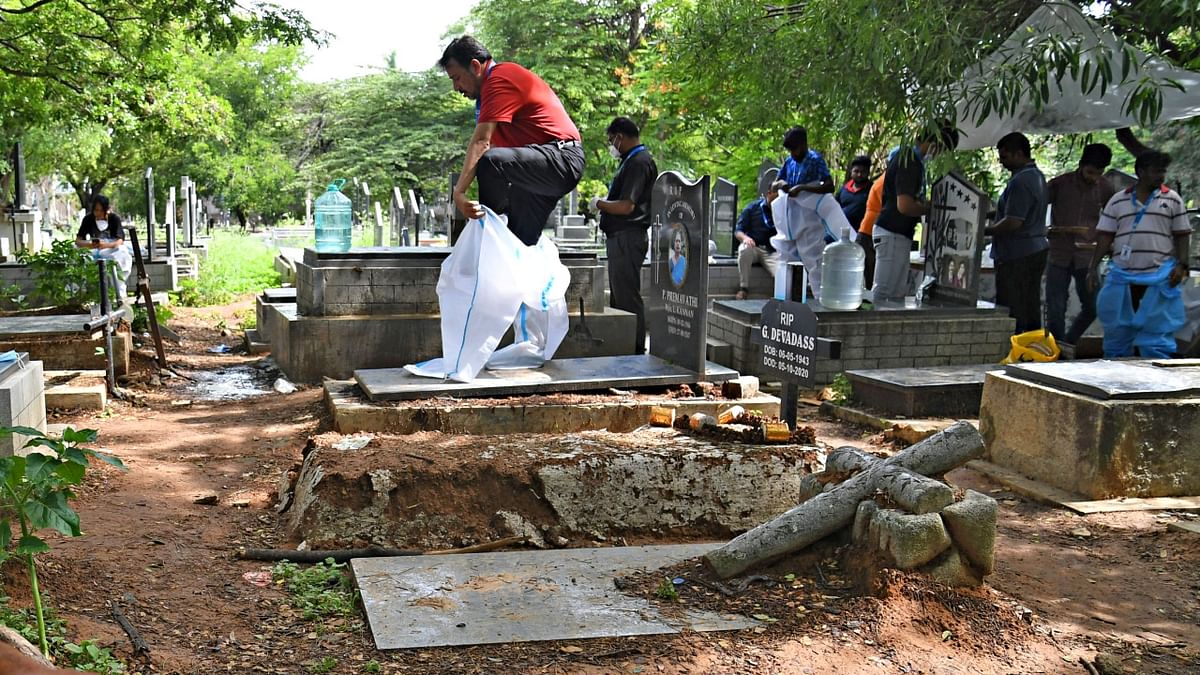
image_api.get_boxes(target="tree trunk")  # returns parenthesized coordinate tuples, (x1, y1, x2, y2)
(703, 421, 984, 579)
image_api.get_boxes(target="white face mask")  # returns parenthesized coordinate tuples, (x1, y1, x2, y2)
(96, 218, 109, 231)
(608, 143, 622, 159)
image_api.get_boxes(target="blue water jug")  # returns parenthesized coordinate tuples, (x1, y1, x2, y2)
(314, 180, 353, 253)
(819, 227, 865, 310)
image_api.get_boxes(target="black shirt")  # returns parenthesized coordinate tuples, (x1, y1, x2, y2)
(734, 198, 776, 250)
(600, 145, 657, 235)
(836, 181, 870, 231)
(875, 147, 925, 239)
(77, 213, 125, 241)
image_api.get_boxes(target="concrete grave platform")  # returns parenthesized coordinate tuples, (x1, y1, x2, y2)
(846, 364, 1002, 417)
(286, 431, 823, 549)
(981, 361, 1200, 499)
(325, 379, 779, 434)
(354, 355, 738, 402)
(262, 302, 638, 382)
(0, 355, 46, 456)
(0, 329, 129, 376)
(353, 544, 754, 650)
(707, 298, 1014, 385)
(44, 369, 106, 410)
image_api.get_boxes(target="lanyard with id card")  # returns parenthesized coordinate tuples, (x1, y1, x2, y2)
(1119, 191, 1156, 262)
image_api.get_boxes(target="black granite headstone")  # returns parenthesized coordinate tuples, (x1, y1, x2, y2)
(712, 178, 738, 256)
(757, 163, 779, 199)
(144, 167, 155, 262)
(647, 172, 709, 374)
(752, 299, 818, 386)
(923, 172, 989, 306)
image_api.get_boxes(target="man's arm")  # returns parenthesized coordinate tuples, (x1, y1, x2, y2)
(896, 193, 929, 218)
(1086, 231, 1115, 291)
(595, 197, 635, 217)
(734, 202, 757, 247)
(452, 121, 498, 219)
(985, 216, 1024, 235)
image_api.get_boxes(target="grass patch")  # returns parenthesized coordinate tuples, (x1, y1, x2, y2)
(174, 231, 280, 307)
(828, 373, 853, 406)
(272, 558, 360, 620)
(0, 596, 126, 673)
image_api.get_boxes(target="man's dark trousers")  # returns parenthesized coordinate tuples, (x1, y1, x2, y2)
(477, 142, 585, 245)
(1045, 259, 1097, 343)
(606, 229, 649, 354)
(995, 248, 1049, 334)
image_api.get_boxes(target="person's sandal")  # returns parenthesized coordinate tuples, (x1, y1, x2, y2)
(735, 287, 749, 300)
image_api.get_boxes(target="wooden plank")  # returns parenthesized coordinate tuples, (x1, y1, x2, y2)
(966, 460, 1200, 514)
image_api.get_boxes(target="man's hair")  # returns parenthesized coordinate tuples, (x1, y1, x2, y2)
(1079, 143, 1112, 169)
(917, 120, 959, 151)
(782, 126, 808, 151)
(90, 194, 110, 212)
(606, 117, 640, 138)
(850, 155, 872, 170)
(1135, 150, 1172, 173)
(439, 36, 491, 70)
(996, 132, 1031, 156)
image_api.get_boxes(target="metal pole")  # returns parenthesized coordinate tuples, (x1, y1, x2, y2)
(97, 259, 116, 395)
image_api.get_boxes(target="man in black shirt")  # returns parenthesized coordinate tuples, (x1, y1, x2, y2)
(872, 123, 959, 303)
(592, 117, 658, 354)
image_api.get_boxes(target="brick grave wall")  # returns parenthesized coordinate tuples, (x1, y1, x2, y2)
(708, 301, 1016, 385)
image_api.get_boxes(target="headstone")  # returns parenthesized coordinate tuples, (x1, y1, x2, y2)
(757, 161, 780, 197)
(187, 183, 198, 247)
(407, 189, 420, 232)
(1105, 168, 1135, 192)
(305, 190, 313, 227)
(922, 172, 989, 306)
(373, 202, 385, 246)
(646, 172, 709, 373)
(568, 188, 579, 216)
(143, 168, 155, 262)
(752, 298, 818, 387)
(180, 176, 192, 247)
(389, 187, 404, 244)
(712, 178, 738, 256)
(166, 187, 177, 258)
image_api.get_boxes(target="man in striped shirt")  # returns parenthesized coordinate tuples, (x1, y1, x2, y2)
(1088, 151, 1192, 358)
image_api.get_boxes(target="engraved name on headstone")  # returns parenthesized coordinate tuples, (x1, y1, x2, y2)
(752, 299, 818, 386)
(923, 172, 989, 306)
(647, 172, 709, 373)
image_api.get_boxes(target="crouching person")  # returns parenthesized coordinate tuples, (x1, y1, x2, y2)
(1088, 151, 1192, 358)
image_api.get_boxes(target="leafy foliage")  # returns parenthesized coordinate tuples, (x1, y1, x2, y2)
(17, 240, 105, 310)
(272, 558, 360, 620)
(172, 231, 279, 307)
(0, 598, 126, 673)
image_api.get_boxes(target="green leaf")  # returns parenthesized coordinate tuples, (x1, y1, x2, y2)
(26, 492, 81, 537)
(16, 534, 50, 555)
(23, 453, 60, 485)
(53, 461, 87, 485)
(63, 447, 89, 466)
(89, 450, 126, 470)
(62, 428, 98, 444)
(0, 426, 45, 439)
(0, 519, 11, 550)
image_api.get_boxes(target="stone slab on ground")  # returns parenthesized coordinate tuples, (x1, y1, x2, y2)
(1168, 521, 1200, 535)
(966, 460, 1200, 513)
(324, 380, 780, 434)
(980, 369, 1200, 499)
(355, 355, 739, 402)
(352, 544, 755, 650)
(43, 369, 106, 411)
(847, 364, 1001, 417)
(0, 315, 98, 338)
(817, 402, 960, 444)
(1005, 360, 1200, 400)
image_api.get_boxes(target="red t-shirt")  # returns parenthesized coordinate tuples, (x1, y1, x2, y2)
(478, 62, 580, 148)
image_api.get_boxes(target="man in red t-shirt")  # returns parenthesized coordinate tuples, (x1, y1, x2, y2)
(440, 35, 585, 245)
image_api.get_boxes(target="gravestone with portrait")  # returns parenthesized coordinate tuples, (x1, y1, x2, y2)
(921, 172, 989, 306)
(712, 178, 738, 256)
(646, 172, 710, 374)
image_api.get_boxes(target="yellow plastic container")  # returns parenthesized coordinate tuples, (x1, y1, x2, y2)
(1000, 329, 1060, 364)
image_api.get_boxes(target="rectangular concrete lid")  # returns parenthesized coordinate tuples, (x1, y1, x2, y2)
(847, 363, 1001, 389)
(1005, 360, 1200, 400)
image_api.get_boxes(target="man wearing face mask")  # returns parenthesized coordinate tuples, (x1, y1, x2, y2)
(75, 194, 132, 302)
(439, 35, 584, 246)
(591, 117, 657, 355)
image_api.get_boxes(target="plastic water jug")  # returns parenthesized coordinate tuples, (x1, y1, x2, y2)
(314, 180, 353, 253)
(819, 227, 865, 310)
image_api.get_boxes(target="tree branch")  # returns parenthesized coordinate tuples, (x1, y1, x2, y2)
(0, 0, 60, 16)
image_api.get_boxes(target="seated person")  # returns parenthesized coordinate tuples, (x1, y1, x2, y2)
(734, 186, 780, 299)
(75, 194, 132, 302)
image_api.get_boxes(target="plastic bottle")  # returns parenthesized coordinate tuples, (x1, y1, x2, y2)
(314, 180, 353, 253)
(819, 227, 865, 310)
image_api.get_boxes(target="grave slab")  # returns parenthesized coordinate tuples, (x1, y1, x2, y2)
(355, 355, 738, 402)
(1005, 360, 1200, 400)
(0, 315, 98, 339)
(352, 544, 754, 650)
(847, 364, 1002, 417)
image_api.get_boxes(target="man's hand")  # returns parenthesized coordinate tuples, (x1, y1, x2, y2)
(589, 197, 602, 214)
(454, 192, 484, 220)
(739, 237, 757, 251)
(1086, 267, 1101, 293)
(1169, 263, 1188, 287)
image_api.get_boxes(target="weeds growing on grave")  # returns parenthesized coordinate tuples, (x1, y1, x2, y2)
(0, 426, 125, 658)
(0, 597, 127, 673)
(655, 577, 680, 602)
(17, 240, 113, 310)
(131, 303, 174, 334)
(829, 373, 853, 406)
(173, 231, 280, 307)
(272, 558, 361, 621)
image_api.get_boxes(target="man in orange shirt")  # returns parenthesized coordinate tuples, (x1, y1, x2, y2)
(441, 36, 585, 245)
(857, 172, 886, 290)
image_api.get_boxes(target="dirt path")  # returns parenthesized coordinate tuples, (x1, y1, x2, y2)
(13, 301, 1199, 674)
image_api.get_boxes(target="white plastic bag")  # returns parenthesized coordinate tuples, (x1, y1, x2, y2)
(769, 192, 853, 300)
(404, 207, 570, 383)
